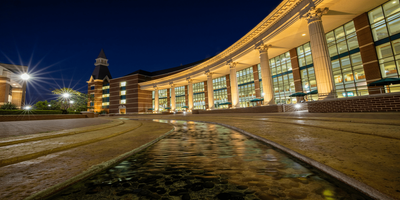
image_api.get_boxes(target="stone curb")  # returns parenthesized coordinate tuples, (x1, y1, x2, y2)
(0, 120, 124, 147)
(24, 125, 176, 200)
(0, 122, 141, 168)
(192, 120, 394, 200)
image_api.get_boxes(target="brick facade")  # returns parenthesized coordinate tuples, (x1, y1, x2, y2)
(289, 48, 304, 102)
(226, 74, 232, 108)
(353, 13, 383, 94)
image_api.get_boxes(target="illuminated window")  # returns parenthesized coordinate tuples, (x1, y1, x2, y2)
(121, 91, 126, 95)
(212, 76, 227, 90)
(120, 100, 126, 104)
(214, 89, 228, 109)
(193, 82, 205, 93)
(193, 93, 205, 110)
(369, 0, 400, 41)
(120, 82, 126, 87)
(237, 66, 255, 107)
(175, 86, 185, 96)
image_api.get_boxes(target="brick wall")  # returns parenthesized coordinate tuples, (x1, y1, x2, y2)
(283, 103, 308, 112)
(308, 93, 400, 113)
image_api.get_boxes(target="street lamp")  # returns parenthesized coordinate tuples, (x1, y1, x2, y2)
(21, 73, 30, 81)
(62, 93, 70, 98)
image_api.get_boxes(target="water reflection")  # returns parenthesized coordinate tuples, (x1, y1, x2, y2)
(49, 120, 370, 200)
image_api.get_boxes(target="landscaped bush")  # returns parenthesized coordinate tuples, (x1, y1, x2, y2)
(0, 110, 63, 115)
(0, 103, 18, 110)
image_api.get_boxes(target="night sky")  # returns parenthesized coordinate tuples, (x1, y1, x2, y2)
(0, 0, 282, 104)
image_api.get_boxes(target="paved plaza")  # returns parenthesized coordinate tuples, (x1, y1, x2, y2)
(0, 112, 399, 199)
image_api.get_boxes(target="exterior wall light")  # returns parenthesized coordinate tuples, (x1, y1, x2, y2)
(295, 104, 301, 108)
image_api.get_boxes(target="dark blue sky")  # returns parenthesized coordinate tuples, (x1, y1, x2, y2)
(0, 0, 281, 104)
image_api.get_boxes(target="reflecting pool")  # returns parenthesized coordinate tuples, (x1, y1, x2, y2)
(48, 120, 370, 200)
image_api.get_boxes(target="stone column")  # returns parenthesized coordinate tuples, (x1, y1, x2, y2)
(187, 78, 194, 111)
(256, 42, 275, 105)
(301, 5, 334, 99)
(11, 88, 23, 109)
(227, 60, 240, 108)
(170, 82, 176, 111)
(154, 86, 159, 112)
(205, 70, 214, 109)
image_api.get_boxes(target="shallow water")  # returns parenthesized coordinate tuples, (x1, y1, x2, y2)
(48, 120, 371, 200)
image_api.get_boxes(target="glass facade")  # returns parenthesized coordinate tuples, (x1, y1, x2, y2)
(193, 82, 205, 110)
(193, 93, 205, 110)
(214, 89, 229, 109)
(152, 91, 155, 109)
(369, 0, 400, 41)
(269, 52, 296, 104)
(297, 43, 318, 100)
(175, 86, 186, 111)
(193, 82, 204, 93)
(213, 76, 227, 90)
(237, 67, 256, 107)
(327, 21, 369, 97)
(158, 89, 168, 111)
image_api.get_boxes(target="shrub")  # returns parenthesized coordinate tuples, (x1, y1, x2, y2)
(0, 103, 18, 110)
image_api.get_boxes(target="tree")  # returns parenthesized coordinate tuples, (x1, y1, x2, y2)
(52, 88, 89, 111)
(34, 100, 50, 110)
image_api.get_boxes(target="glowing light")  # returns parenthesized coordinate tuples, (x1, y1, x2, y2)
(21, 73, 30, 80)
(24, 106, 31, 110)
(69, 100, 74, 104)
(48, 104, 51, 107)
(262, 92, 265, 96)
(295, 104, 301, 108)
(62, 93, 70, 98)
(183, 111, 186, 114)
(302, 33, 306, 36)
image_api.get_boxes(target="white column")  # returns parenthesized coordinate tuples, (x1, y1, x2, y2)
(154, 86, 159, 112)
(187, 78, 194, 111)
(256, 43, 275, 105)
(170, 83, 176, 111)
(228, 61, 240, 108)
(206, 71, 214, 109)
(302, 6, 334, 99)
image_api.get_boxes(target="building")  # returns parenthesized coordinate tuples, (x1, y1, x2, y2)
(88, 0, 400, 114)
(0, 63, 28, 109)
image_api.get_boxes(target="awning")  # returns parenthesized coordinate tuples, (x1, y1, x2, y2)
(182, 106, 189, 108)
(307, 90, 318, 95)
(217, 102, 232, 105)
(367, 78, 400, 86)
(289, 92, 307, 97)
(165, 107, 171, 109)
(250, 98, 264, 102)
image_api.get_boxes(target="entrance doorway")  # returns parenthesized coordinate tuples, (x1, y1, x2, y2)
(118, 105, 126, 114)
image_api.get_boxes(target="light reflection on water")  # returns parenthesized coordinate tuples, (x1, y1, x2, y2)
(49, 120, 370, 200)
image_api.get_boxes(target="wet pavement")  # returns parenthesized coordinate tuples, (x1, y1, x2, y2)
(48, 120, 371, 200)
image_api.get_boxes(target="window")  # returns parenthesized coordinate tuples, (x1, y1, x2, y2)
(238, 83, 256, 107)
(376, 39, 400, 78)
(193, 82, 205, 93)
(158, 89, 168, 111)
(326, 21, 359, 58)
(237, 67, 254, 85)
(120, 82, 126, 87)
(90, 102, 94, 107)
(121, 91, 126, 95)
(102, 82, 110, 107)
(120, 100, 126, 104)
(266, 51, 296, 104)
(214, 89, 228, 109)
(297, 43, 313, 67)
(369, 0, 400, 41)
(90, 86, 95, 90)
(193, 93, 205, 110)
(213, 76, 227, 90)
(175, 96, 186, 111)
(175, 86, 185, 96)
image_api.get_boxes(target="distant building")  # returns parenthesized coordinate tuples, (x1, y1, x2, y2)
(0, 63, 28, 108)
(88, 0, 400, 114)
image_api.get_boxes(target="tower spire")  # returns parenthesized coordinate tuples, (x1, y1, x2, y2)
(98, 49, 107, 59)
